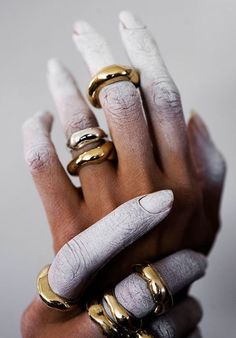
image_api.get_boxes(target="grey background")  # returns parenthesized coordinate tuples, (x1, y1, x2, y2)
(0, 0, 235, 337)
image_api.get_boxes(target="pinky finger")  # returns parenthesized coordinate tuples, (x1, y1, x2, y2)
(188, 113, 226, 217)
(22, 111, 81, 251)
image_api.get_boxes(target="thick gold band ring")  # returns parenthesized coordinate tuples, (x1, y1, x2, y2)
(37, 265, 77, 311)
(103, 290, 141, 333)
(67, 127, 107, 151)
(88, 64, 140, 108)
(134, 264, 173, 316)
(67, 141, 115, 175)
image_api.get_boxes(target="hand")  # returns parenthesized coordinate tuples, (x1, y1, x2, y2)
(22, 193, 206, 338)
(23, 11, 225, 287)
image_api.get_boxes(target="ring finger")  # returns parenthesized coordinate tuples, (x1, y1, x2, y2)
(47, 59, 116, 207)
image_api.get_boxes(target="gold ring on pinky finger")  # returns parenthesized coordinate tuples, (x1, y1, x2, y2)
(67, 141, 115, 176)
(67, 127, 107, 151)
(134, 264, 173, 316)
(37, 265, 77, 311)
(87, 64, 140, 108)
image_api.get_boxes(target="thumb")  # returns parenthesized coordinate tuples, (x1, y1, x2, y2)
(48, 190, 173, 300)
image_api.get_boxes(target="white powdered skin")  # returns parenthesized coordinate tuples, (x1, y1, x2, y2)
(48, 190, 173, 299)
(22, 111, 54, 172)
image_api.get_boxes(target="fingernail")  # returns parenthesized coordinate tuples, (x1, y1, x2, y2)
(190, 111, 210, 139)
(119, 11, 146, 29)
(73, 20, 94, 35)
(139, 190, 174, 214)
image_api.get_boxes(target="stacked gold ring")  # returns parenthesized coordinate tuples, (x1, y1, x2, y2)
(134, 264, 173, 316)
(87, 295, 154, 338)
(88, 64, 140, 108)
(67, 127, 115, 175)
(67, 127, 107, 150)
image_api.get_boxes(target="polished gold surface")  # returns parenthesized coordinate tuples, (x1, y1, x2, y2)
(37, 265, 77, 311)
(67, 141, 115, 175)
(88, 64, 140, 108)
(135, 329, 154, 338)
(103, 290, 141, 332)
(87, 302, 121, 337)
(67, 127, 107, 150)
(134, 264, 173, 316)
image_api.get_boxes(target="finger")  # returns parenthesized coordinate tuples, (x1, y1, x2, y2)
(114, 250, 207, 318)
(47, 59, 115, 203)
(47, 58, 97, 138)
(48, 190, 173, 299)
(22, 111, 81, 251)
(148, 297, 202, 338)
(188, 113, 226, 217)
(119, 11, 192, 176)
(73, 21, 158, 181)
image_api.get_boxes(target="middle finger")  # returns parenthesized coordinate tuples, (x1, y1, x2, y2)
(73, 21, 158, 192)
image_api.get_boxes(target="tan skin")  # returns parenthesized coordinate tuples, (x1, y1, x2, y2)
(21, 13, 226, 338)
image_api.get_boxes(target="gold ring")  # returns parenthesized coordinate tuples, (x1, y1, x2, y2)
(103, 290, 141, 333)
(67, 141, 115, 175)
(67, 127, 107, 151)
(134, 264, 173, 316)
(87, 302, 121, 337)
(37, 265, 77, 311)
(88, 64, 140, 108)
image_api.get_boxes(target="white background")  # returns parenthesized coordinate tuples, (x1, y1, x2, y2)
(0, 0, 235, 337)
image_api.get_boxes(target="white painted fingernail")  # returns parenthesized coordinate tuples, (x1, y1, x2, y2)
(119, 11, 146, 29)
(139, 190, 174, 214)
(73, 20, 95, 35)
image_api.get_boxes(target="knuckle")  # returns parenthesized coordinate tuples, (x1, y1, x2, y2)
(100, 81, 142, 124)
(24, 146, 53, 173)
(175, 183, 201, 211)
(66, 111, 96, 136)
(60, 238, 89, 280)
(152, 79, 182, 116)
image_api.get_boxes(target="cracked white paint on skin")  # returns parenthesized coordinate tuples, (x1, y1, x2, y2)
(47, 59, 97, 137)
(22, 111, 54, 172)
(48, 190, 173, 299)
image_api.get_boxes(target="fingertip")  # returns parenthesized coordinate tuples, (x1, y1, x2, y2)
(138, 189, 174, 214)
(73, 20, 95, 36)
(22, 110, 53, 132)
(47, 58, 64, 74)
(119, 10, 145, 30)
